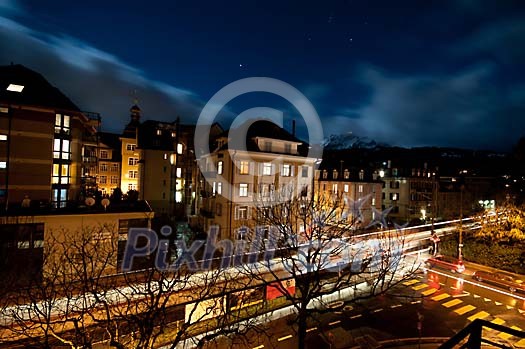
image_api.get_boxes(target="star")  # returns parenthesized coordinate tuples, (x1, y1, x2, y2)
(349, 38, 353, 42)
(239, 64, 243, 68)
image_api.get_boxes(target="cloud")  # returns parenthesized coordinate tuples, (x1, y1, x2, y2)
(455, 18, 525, 65)
(342, 62, 525, 150)
(0, 9, 204, 132)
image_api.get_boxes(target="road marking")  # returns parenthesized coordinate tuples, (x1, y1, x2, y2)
(454, 305, 476, 315)
(519, 309, 525, 314)
(442, 299, 463, 308)
(306, 327, 317, 333)
(507, 305, 514, 310)
(453, 291, 471, 298)
(484, 298, 492, 302)
(329, 320, 341, 326)
(486, 318, 506, 331)
(412, 283, 428, 291)
(473, 294, 480, 298)
(278, 335, 293, 342)
(495, 301, 503, 306)
(252, 346, 264, 349)
(350, 314, 362, 319)
(468, 311, 490, 322)
(390, 304, 402, 309)
(496, 326, 521, 341)
(432, 293, 450, 301)
(422, 288, 437, 296)
(515, 338, 525, 347)
(372, 308, 383, 313)
(403, 279, 419, 286)
(411, 300, 422, 304)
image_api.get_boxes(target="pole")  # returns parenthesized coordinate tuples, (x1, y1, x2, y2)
(458, 186, 463, 261)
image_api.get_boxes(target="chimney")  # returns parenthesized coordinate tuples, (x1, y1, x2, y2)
(292, 119, 296, 137)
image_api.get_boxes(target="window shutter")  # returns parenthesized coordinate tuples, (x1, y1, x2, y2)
(234, 206, 239, 220)
(271, 164, 276, 175)
(291, 165, 295, 177)
(249, 162, 255, 175)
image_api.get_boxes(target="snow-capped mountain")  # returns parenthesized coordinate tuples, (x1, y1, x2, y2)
(322, 133, 388, 150)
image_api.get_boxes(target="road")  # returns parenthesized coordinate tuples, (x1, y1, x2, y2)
(208, 256, 525, 349)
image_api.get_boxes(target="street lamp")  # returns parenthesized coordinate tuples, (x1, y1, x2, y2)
(3, 83, 25, 212)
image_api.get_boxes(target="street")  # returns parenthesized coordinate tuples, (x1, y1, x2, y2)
(207, 259, 525, 349)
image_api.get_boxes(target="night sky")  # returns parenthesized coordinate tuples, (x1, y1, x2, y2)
(0, 0, 524, 150)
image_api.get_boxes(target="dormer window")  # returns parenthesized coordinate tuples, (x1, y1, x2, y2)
(322, 170, 328, 179)
(344, 169, 350, 179)
(284, 143, 291, 154)
(333, 170, 338, 180)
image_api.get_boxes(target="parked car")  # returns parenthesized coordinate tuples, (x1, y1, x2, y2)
(472, 270, 525, 293)
(425, 255, 465, 273)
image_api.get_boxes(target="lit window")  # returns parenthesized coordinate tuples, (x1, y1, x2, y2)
(164, 153, 168, 160)
(177, 143, 183, 154)
(212, 182, 217, 195)
(282, 164, 292, 177)
(99, 175, 107, 184)
(52, 188, 68, 208)
(344, 169, 350, 179)
(100, 163, 108, 172)
(111, 163, 119, 172)
(0, 134, 6, 141)
(156, 129, 162, 136)
(217, 182, 222, 195)
(7, 83, 24, 92)
(359, 170, 364, 180)
(217, 161, 223, 175)
(128, 183, 137, 191)
(333, 170, 338, 179)
(263, 163, 272, 175)
(358, 185, 363, 193)
(332, 183, 338, 192)
(239, 183, 248, 197)
(111, 176, 119, 184)
(236, 206, 248, 220)
(171, 131, 176, 138)
(372, 198, 376, 206)
(176, 167, 182, 178)
(322, 170, 328, 179)
(0, 161, 6, 169)
(344, 184, 349, 193)
(170, 154, 176, 165)
(128, 170, 138, 179)
(239, 161, 250, 175)
(54, 114, 70, 134)
(175, 191, 182, 203)
(100, 150, 109, 159)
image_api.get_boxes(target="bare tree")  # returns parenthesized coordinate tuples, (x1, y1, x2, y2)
(237, 189, 420, 349)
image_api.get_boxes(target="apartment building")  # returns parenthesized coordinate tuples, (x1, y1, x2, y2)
(197, 120, 316, 240)
(315, 164, 382, 227)
(0, 64, 100, 209)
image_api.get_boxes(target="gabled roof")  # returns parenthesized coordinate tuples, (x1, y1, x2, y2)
(0, 64, 81, 112)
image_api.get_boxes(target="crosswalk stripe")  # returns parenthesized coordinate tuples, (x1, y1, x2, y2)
(467, 311, 490, 322)
(515, 338, 525, 347)
(421, 288, 437, 296)
(412, 283, 429, 291)
(486, 318, 506, 332)
(497, 325, 522, 340)
(442, 299, 463, 308)
(454, 305, 476, 315)
(432, 293, 450, 301)
(403, 279, 419, 286)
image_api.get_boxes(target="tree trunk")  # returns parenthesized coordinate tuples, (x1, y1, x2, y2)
(297, 307, 308, 349)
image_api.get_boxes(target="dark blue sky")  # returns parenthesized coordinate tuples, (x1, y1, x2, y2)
(1, 0, 524, 150)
